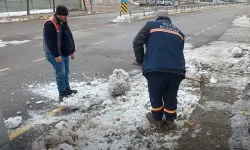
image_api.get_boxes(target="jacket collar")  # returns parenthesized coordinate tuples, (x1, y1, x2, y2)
(156, 17, 171, 23)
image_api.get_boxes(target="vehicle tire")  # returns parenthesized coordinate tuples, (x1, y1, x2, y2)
(140, 4, 142, 6)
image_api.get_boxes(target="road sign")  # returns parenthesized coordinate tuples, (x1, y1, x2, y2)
(121, 0, 126, 2)
(121, 2, 128, 13)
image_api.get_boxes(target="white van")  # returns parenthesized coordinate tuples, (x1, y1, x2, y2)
(0, 110, 10, 150)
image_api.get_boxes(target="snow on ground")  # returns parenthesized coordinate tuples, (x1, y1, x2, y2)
(112, 11, 156, 23)
(0, 39, 31, 48)
(0, 9, 53, 18)
(133, 2, 140, 5)
(28, 43, 203, 149)
(4, 116, 22, 129)
(232, 15, 250, 28)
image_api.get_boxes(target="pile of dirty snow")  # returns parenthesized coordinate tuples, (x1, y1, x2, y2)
(32, 121, 78, 150)
(4, 116, 22, 129)
(108, 69, 131, 96)
(232, 15, 250, 28)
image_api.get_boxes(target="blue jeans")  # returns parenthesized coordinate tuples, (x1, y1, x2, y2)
(45, 53, 70, 93)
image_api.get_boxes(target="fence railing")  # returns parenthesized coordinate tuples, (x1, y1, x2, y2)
(120, 2, 246, 17)
(0, 0, 88, 15)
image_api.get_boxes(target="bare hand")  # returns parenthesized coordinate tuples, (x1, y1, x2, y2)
(55, 56, 62, 63)
(71, 53, 75, 60)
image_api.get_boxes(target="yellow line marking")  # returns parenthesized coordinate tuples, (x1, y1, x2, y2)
(34, 58, 46, 62)
(9, 105, 66, 140)
(45, 106, 65, 118)
(9, 125, 32, 140)
(0, 68, 10, 72)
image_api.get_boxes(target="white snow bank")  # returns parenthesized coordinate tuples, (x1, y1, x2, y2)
(0, 39, 31, 48)
(4, 116, 22, 129)
(112, 11, 156, 23)
(232, 15, 250, 28)
(0, 9, 53, 18)
(185, 41, 250, 74)
(133, 2, 140, 5)
(108, 69, 131, 96)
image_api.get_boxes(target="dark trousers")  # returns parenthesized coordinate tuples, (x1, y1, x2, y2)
(145, 72, 183, 121)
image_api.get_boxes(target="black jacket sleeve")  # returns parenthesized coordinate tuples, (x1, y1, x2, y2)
(44, 21, 60, 57)
(133, 23, 150, 64)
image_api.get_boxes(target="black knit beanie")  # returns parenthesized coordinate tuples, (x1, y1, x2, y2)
(56, 5, 68, 16)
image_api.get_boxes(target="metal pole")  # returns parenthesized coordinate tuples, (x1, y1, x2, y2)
(120, 11, 121, 17)
(3, 0, 9, 16)
(27, 0, 30, 15)
(31, 0, 34, 13)
(143, 9, 145, 16)
(129, 10, 131, 16)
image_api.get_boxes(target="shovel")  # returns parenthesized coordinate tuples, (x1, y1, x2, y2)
(132, 61, 205, 90)
(242, 83, 250, 99)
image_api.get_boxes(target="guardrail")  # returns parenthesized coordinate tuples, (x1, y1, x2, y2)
(120, 2, 247, 17)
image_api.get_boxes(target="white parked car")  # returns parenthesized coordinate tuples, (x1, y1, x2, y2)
(139, 0, 156, 6)
(0, 110, 10, 150)
(156, 0, 171, 6)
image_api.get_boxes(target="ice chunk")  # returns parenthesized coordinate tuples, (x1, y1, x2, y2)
(4, 116, 22, 129)
(210, 77, 217, 84)
(59, 143, 75, 150)
(108, 69, 131, 96)
(231, 47, 243, 58)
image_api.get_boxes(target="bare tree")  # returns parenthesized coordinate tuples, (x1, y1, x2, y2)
(82, 0, 87, 11)
(53, 0, 55, 12)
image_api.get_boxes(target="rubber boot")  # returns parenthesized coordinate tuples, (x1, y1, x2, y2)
(146, 112, 164, 127)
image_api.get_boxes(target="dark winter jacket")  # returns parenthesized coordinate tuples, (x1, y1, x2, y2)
(43, 15, 75, 57)
(133, 18, 186, 76)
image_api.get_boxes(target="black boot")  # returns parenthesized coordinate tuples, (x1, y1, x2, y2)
(146, 112, 164, 127)
(164, 119, 176, 130)
(59, 91, 68, 101)
(66, 87, 77, 96)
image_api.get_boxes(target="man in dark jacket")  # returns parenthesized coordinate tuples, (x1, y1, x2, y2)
(43, 5, 77, 101)
(133, 11, 185, 129)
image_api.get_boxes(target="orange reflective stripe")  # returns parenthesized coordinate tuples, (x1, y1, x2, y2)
(45, 17, 60, 32)
(150, 28, 184, 40)
(164, 108, 176, 114)
(152, 106, 164, 111)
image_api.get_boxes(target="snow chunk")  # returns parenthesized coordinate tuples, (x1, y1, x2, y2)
(36, 101, 44, 104)
(32, 121, 78, 150)
(4, 116, 22, 129)
(232, 15, 250, 28)
(231, 47, 243, 58)
(58, 143, 75, 150)
(108, 69, 131, 96)
(210, 77, 217, 84)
